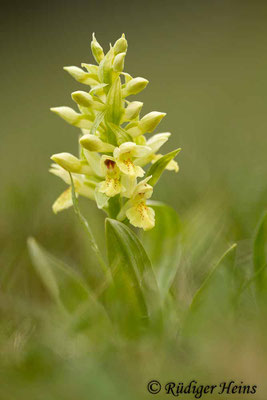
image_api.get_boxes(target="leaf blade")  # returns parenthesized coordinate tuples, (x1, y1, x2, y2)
(145, 148, 181, 186)
(104, 218, 160, 336)
(143, 201, 181, 298)
(28, 237, 90, 313)
(253, 212, 267, 292)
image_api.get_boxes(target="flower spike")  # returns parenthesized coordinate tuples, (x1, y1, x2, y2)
(50, 34, 181, 230)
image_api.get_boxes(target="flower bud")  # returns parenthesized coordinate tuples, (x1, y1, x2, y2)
(114, 34, 128, 55)
(50, 107, 80, 125)
(113, 52, 126, 72)
(139, 111, 166, 133)
(91, 33, 104, 64)
(125, 121, 142, 138)
(71, 91, 106, 111)
(63, 66, 98, 85)
(122, 77, 148, 97)
(51, 152, 89, 174)
(81, 63, 98, 74)
(123, 101, 143, 121)
(80, 134, 115, 152)
(50, 107, 93, 129)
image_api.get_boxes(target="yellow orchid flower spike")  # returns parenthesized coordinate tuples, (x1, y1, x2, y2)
(50, 33, 180, 230)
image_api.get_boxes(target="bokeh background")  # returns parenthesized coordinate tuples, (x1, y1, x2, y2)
(1, 0, 267, 398)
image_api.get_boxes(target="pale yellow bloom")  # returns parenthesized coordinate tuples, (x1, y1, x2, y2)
(113, 142, 151, 178)
(126, 203, 155, 231)
(117, 177, 155, 230)
(135, 132, 171, 167)
(98, 156, 124, 197)
(50, 164, 95, 213)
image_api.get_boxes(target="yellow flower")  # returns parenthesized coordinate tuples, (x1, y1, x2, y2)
(135, 132, 171, 167)
(117, 177, 155, 230)
(126, 202, 155, 231)
(98, 156, 124, 197)
(113, 142, 151, 178)
(50, 164, 96, 213)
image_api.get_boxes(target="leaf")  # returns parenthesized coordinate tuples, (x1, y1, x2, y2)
(90, 110, 106, 136)
(145, 148, 181, 186)
(106, 78, 123, 125)
(108, 122, 132, 145)
(183, 243, 237, 336)
(69, 174, 109, 276)
(104, 218, 160, 337)
(190, 243, 237, 313)
(28, 238, 91, 313)
(143, 201, 181, 298)
(94, 187, 109, 209)
(107, 194, 121, 219)
(89, 83, 108, 95)
(253, 212, 267, 292)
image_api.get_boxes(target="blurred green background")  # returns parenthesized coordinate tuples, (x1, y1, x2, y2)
(1, 0, 267, 398)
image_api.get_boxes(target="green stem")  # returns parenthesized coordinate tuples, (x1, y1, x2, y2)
(69, 173, 109, 276)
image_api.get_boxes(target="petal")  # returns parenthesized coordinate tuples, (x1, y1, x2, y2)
(126, 202, 155, 231)
(117, 159, 144, 178)
(121, 175, 137, 198)
(132, 177, 153, 199)
(99, 177, 122, 197)
(134, 165, 145, 178)
(76, 181, 96, 199)
(52, 187, 74, 214)
(166, 159, 179, 172)
(80, 134, 115, 152)
(49, 164, 71, 185)
(83, 150, 103, 177)
(114, 142, 136, 156)
(146, 132, 170, 153)
(131, 144, 151, 158)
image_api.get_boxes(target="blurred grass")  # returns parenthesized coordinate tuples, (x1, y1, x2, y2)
(1, 0, 267, 398)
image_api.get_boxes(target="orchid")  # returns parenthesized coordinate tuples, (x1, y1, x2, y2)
(50, 33, 180, 230)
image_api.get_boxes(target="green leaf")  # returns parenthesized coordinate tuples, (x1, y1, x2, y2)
(94, 187, 109, 209)
(184, 243, 237, 336)
(253, 212, 267, 292)
(89, 83, 108, 95)
(90, 110, 106, 136)
(108, 122, 132, 145)
(190, 243, 237, 313)
(145, 148, 181, 186)
(143, 201, 181, 298)
(69, 174, 109, 276)
(106, 194, 121, 219)
(106, 78, 123, 125)
(104, 218, 160, 337)
(27, 238, 91, 313)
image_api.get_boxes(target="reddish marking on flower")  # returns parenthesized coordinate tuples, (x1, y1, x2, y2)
(123, 158, 133, 171)
(104, 159, 116, 170)
(136, 201, 147, 220)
